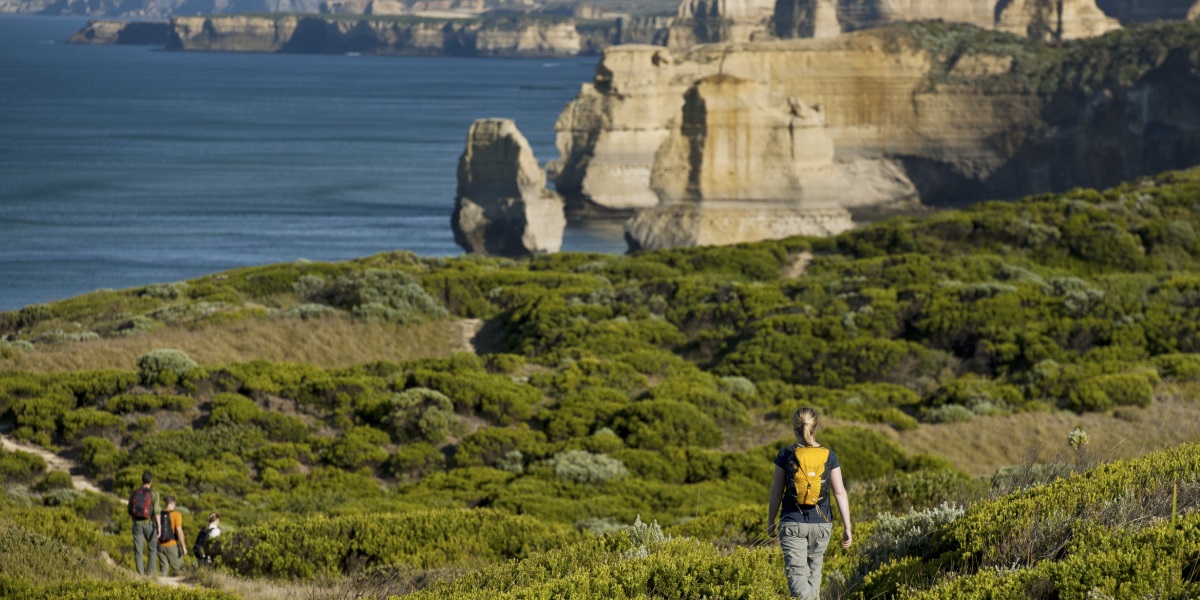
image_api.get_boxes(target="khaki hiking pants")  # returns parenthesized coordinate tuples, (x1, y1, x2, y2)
(131, 519, 157, 575)
(158, 543, 183, 576)
(779, 521, 833, 599)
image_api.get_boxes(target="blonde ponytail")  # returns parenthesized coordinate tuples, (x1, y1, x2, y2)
(792, 407, 820, 447)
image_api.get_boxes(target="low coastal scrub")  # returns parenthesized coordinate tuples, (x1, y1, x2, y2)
(1, 168, 1200, 596)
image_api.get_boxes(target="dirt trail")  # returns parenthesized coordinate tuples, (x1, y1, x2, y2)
(459, 318, 485, 353)
(0, 426, 109, 497)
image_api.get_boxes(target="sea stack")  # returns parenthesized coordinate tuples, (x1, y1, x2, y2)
(453, 119, 566, 257)
(627, 75, 855, 250)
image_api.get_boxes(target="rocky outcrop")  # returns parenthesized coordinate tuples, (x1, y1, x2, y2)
(996, 0, 1121, 41)
(667, 0, 776, 49)
(553, 23, 1200, 226)
(67, 20, 171, 45)
(453, 119, 566, 257)
(166, 15, 582, 56)
(1191, 1, 1200, 20)
(626, 74, 854, 249)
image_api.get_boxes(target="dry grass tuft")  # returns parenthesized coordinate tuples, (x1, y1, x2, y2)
(0, 316, 476, 373)
(887, 388, 1200, 476)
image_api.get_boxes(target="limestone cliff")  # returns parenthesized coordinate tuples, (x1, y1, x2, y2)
(67, 20, 171, 45)
(553, 22, 1200, 220)
(995, 0, 1120, 42)
(667, 0, 776, 49)
(768, 0, 1123, 43)
(453, 119, 566, 257)
(166, 15, 582, 56)
(627, 74, 854, 249)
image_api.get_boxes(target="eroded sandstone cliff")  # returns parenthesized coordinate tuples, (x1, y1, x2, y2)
(453, 119, 566, 257)
(626, 74, 854, 249)
(668, 0, 776, 48)
(553, 22, 1200, 227)
(166, 14, 582, 56)
(723, 0, 1126, 43)
(67, 20, 171, 45)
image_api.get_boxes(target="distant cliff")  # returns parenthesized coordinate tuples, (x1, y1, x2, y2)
(672, 0, 1133, 45)
(67, 20, 171, 45)
(164, 15, 582, 56)
(552, 21, 1200, 221)
(67, 13, 674, 55)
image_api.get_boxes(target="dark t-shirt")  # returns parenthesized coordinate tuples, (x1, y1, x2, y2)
(774, 445, 840, 524)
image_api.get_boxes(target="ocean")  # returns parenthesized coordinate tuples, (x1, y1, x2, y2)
(0, 15, 623, 311)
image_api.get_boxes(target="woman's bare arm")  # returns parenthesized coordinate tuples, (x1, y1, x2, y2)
(768, 465, 785, 537)
(830, 466, 852, 548)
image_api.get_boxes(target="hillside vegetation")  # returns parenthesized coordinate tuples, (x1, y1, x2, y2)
(3, 167, 1200, 597)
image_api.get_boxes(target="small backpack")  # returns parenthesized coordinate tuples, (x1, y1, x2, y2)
(128, 488, 154, 520)
(194, 526, 210, 556)
(785, 445, 831, 517)
(158, 511, 176, 544)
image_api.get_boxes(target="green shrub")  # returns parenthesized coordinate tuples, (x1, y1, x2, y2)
(61, 408, 123, 442)
(610, 401, 722, 450)
(325, 269, 449, 324)
(549, 450, 629, 485)
(0, 448, 45, 485)
(924, 404, 975, 423)
(385, 388, 457, 443)
(212, 509, 576, 580)
(136, 349, 197, 386)
(408, 369, 540, 425)
(104, 394, 194, 414)
(35, 471, 73, 493)
(320, 427, 389, 470)
(387, 443, 446, 481)
(1154, 353, 1200, 380)
(208, 393, 262, 426)
(819, 426, 911, 483)
(78, 437, 126, 478)
(454, 427, 547, 468)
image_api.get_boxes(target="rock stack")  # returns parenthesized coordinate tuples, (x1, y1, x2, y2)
(452, 119, 566, 257)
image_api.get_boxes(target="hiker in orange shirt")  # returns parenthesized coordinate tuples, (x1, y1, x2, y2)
(156, 496, 188, 576)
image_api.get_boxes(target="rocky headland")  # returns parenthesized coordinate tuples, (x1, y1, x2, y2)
(457, 20, 1200, 253)
(555, 23, 1200, 215)
(66, 19, 170, 45)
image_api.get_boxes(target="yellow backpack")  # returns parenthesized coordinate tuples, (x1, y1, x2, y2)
(788, 445, 830, 508)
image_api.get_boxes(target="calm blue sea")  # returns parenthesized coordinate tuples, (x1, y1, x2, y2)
(0, 15, 624, 311)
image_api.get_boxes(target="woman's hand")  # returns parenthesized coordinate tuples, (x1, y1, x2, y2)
(842, 530, 853, 549)
(767, 521, 777, 538)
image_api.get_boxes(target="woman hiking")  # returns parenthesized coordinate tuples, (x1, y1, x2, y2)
(768, 407, 852, 599)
